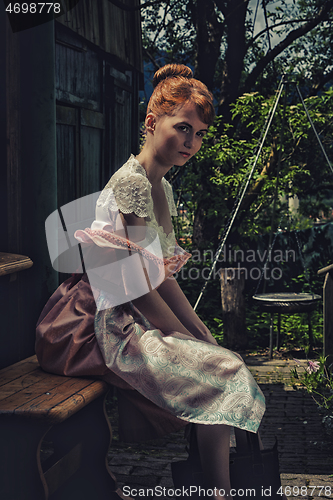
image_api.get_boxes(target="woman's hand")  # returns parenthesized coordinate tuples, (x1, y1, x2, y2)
(156, 278, 218, 345)
(132, 289, 195, 338)
(120, 211, 218, 345)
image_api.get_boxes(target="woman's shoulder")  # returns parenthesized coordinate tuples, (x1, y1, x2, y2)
(109, 155, 151, 189)
(102, 155, 153, 217)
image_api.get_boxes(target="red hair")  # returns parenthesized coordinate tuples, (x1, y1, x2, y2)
(147, 64, 215, 126)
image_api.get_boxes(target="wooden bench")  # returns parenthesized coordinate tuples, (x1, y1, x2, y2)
(0, 355, 126, 500)
(0, 251, 33, 279)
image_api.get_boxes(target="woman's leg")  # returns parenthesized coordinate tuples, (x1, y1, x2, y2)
(195, 424, 231, 500)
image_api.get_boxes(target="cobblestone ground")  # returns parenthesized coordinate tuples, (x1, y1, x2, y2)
(106, 357, 333, 500)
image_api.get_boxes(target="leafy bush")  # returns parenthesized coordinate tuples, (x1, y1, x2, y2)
(291, 356, 333, 413)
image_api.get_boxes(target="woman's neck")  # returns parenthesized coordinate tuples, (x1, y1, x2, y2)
(135, 148, 171, 186)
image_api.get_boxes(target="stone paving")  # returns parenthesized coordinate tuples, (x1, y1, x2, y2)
(106, 354, 333, 500)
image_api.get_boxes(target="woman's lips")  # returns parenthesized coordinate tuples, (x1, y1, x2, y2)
(179, 152, 190, 158)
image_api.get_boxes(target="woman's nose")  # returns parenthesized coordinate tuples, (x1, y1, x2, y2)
(184, 134, 193, 148)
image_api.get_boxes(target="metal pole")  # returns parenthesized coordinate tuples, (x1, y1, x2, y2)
(296, 85, 333, 175)
(194, 77, 286, 311)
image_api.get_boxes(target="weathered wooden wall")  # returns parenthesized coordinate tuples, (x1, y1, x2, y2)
(0, 12, 58, 370)
(56, 0, 142, 72)
(54, 17, 141, 203)
(1, 0, 143, 369)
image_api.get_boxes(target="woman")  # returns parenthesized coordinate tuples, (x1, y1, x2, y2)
(36, 64, 265, 499)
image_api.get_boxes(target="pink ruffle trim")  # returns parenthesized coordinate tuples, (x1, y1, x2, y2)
(75, 228, 191, 281)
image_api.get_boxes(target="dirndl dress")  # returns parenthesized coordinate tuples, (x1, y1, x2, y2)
(36, 155, 265, 441)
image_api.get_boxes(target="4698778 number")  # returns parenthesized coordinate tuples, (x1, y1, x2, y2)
(5, 3, 61, 14)
(277, 486, 332, 497)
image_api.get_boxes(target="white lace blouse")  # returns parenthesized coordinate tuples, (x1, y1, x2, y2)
(91, 155, 178, 258)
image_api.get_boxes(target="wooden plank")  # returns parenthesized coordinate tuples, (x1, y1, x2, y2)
(56, 104, 76, 125)
(55, 30, 101, 110)
(0, 252, 33, 277)
(81, 108, 104, 129)
(318, 263, 333, 276)
(0, 371, 107, 423)
(81, 125, 102, 196)
(55, 0, 143, 72)
(0, 371, 52, 402)
(47, 381, 108, 423)
(56, 121, 77, 207)
(14, 377, 99, 411)
(0, 354, 37, 374)
(0, 371, 92, 408)
(0, 371, 79, 410)
(0, 369, 70, 402)
(13, 378, 107, 424)
(0, 356, 38, 384)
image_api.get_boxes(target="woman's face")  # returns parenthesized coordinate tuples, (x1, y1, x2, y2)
(147, 102, 209, 168)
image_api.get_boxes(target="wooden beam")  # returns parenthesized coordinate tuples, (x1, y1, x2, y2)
(318, 263, 333, 276)
(323, 273, 333, 367)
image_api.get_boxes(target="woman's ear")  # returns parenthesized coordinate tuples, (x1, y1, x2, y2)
(145, 113, 156, 134)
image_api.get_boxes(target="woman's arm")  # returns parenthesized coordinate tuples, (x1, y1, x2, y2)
(120, 212, 217, 344)
(156, 277, 218, 345)
(120, 212, 194, 338)
(132, 289, 195, 338)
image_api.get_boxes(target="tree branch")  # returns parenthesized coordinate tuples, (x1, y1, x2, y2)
(107, 0, 171, 11)
(143, 47, 161, 70)
(244, 0, 333, 93)
(247, 18, 317, 48)
(214, 0, 228, 18)
(152, 0, 170, 45)
(214, 0, 251, 25)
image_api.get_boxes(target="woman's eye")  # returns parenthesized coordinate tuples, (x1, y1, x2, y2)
(179, 125, 189, 132)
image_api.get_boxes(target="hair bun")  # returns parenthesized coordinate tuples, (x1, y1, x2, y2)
(153, 64, 193, 88)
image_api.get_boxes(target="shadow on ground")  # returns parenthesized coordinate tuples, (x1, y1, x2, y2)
(259, 383, 333, 475)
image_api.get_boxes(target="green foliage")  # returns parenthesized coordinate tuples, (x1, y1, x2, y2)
(291, 356, 333, 412)
(173, 88, 333, 252)
(173, 99, 333, 348)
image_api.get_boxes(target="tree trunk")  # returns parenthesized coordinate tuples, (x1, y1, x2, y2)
(192, 202, 219, 250)
(220, 267, 248, 350)
(195, 0, 223, 91)
(218, 0, 249, 120)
